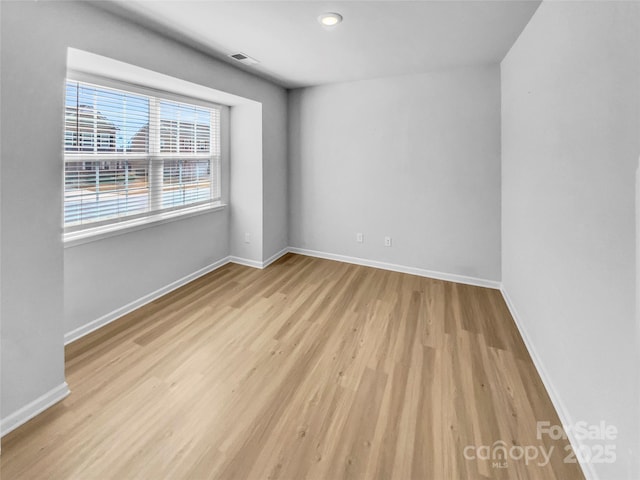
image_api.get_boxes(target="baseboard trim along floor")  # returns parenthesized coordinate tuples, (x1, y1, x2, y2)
(501, 287, 594, 480)
(9, 248, 588, 477)
(288, 247, 501, 290)
(0, 382, 70, 438)
(2, 256, 583, 478)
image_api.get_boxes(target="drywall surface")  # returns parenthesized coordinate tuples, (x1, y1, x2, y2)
(0, 0, 286, 426)
(63, 211, 230, 338)
(502, 2, 640, 478)
(263, 95, 289, 259)
(230, 103, 263, 261)
(289, 65, 501, 281)
(1, 1, 67, 422)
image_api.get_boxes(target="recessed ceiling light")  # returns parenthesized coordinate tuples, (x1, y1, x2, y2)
(318, 12, 343, 27)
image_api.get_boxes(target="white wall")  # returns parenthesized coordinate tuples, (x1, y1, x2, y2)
(64, 211, 230, 338)
(230, 104, 264, 262)
(263, 90, 289, 260)
(0, 0, 287, 428)
(501, 2, 640, 479)
(1, 0, 68, 429)
(289, 65, 501, 282)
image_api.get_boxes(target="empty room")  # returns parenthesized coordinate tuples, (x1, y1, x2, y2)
(0, 1, 638, 479)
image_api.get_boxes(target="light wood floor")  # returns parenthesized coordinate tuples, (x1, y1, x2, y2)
(1, 254, 584, 479)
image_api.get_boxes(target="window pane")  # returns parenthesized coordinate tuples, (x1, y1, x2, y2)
(64, 159, 150, 226)
(161, 158, 214, 209)
(159, 100, 212, 154)
(64, 81, 150, 154)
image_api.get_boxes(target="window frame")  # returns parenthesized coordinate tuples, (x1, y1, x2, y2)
(62, 73, 225, 243)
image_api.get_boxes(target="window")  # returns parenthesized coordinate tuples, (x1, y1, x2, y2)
(63, 80, 221, 234)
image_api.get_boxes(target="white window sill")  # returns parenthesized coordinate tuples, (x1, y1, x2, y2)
(63, 203, 226, 248)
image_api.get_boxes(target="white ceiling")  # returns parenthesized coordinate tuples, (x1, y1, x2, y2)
(107, 0, 541, 89)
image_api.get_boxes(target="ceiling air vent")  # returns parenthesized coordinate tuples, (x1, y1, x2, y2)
(228, 52, 259, 66)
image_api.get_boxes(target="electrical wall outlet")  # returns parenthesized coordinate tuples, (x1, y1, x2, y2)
(356, 232, 363, 243)
(384, 236, 392, 247)
(244, 232, 251, 244)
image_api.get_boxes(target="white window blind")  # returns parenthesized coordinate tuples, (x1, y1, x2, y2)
(63, 80, 221, 233)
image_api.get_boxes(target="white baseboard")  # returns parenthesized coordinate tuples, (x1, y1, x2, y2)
(54, 246, 592, 479)
(228, 256, 263, 269)
(500, 287, 597, 480)
(65, 246, 494, 346)
(288, 247, 501, 289)
(55, 243, 595, 479)
(229, 247, 289, 270)
(64, 249, 292, 345)
(64, 256, 233, 345)
(262, 247, 289, 268)
(1, 382, 70, 437)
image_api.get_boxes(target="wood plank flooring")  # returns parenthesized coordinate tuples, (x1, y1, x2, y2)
(1, 253, 585, 479)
